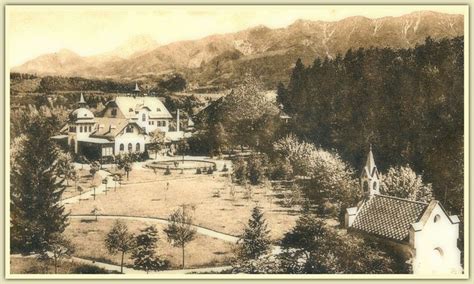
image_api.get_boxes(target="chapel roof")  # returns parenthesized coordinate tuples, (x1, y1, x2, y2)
(351, 194, 428, 242)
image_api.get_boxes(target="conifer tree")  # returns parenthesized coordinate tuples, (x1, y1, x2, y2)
(132, 225, 168, 273)
(10, 114, 69, 254)
(237, 206, 271, 260)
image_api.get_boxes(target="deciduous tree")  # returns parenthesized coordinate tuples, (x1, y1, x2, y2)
(164, 208, 196, 269)
(104, 220, 135, 273)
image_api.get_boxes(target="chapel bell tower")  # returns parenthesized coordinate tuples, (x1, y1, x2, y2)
(360, 145, 380, 197)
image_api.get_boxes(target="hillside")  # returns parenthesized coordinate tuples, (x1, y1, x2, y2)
(12, 11, 464, 88)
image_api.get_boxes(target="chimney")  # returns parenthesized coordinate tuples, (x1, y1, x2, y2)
(177, 109, 180, 132)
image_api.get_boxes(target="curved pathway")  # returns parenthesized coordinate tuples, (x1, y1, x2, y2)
(70, 214, 240, 243)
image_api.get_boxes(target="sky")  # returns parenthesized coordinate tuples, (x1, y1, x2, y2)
(6, 5, 466, 66)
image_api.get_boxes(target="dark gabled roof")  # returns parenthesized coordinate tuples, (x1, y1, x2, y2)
(90, 117, 145, 139)
(351, 194, 428, 242)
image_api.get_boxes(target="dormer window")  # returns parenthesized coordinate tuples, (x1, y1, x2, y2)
(111, 109, 117, 116)
(126, 125, 133, 133)
(142, 113, 146, 122)
(156, 108, 161, 112)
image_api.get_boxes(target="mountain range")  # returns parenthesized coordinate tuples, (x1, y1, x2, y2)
(12, 11, 464, 89)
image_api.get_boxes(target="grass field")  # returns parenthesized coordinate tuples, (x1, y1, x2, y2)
(64, 218, 234, 270)
(65, 167, 300, 240)
(10, 257, 113, 274)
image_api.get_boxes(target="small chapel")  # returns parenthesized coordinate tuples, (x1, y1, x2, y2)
(345, 147, 462, 275)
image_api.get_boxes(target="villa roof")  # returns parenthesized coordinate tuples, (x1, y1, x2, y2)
(90, 117, 144, 139)
(111, 96, 172, 119)
(351, 194, 428, 242)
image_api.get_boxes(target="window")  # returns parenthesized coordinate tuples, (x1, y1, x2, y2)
(111, 108, 117, 116)
(89, 126, 92, 132)
(136, 143, 140, 152)
(363, 181, 369, 193)
(69, 126, 76, 132)
(126, 125, 133, 133)
(102, 147, 113, 156)
(151, 121, 154, 125)
(128, 143, 133, 152)
(156, 108, 161, 111)
(373, 181, 377, 190)
(129, 108, 133, 112)
(434, 214, 441, 223)
(142, 113, 146, 122)
(79, 126, 83, 133)
(119, 144, 124, 151)
(162, 121, 166, 127)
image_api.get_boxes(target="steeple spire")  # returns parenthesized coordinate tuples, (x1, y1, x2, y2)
(360, 145, 380, 197)
(78, 93, 87, 107)
(365, 144, 376, 176)
(134, 82, 140, 92)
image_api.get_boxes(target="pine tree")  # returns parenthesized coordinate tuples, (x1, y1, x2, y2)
(237, 206, 271, 260)
(10, 115, 69, 254)
(131, 226, 168, 273)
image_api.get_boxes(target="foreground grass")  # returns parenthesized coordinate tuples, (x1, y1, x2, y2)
(10, 257, 114, 274)
(64, 218, 234, 270)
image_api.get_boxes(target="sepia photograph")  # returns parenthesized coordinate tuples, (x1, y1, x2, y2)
(4, 3, 469, 280)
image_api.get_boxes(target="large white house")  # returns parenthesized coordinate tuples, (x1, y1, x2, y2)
(54, 85, 189, 160)
(345, 147, 462, 275)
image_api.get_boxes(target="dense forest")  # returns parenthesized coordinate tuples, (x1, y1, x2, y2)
(277, 37, 464, 215)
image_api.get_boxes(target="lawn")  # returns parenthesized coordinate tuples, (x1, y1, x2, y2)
(65, 167, 300, 240)
(10, 257, 113, 274)
(64, 218, 234, 270)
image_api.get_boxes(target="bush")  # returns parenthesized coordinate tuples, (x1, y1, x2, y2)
(164, 166, 171, 175)
(247, 154, 268, 185)
(207, 166, 214, 174)
(196, 168, 202, 174)
(72, 264, 112, 274)
(232, 157, 247, 184)
(269, 157, 294, 180)
(222, 164, 229, 172)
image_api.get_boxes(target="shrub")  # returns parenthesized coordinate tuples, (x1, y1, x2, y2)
(232, 157, 247, 184)
(72, 264, 112, 274)
(164, 166, 171, 175)
(222, 164, 229, 172)
(207, 166, 214, 174)
(247, 153, 268, 185)
(269, 157, 294, 180)
(196, 168, 202, 174)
